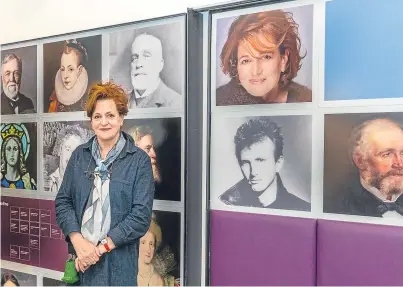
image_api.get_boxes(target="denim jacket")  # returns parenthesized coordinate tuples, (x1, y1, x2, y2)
(55, 131, 155, 286)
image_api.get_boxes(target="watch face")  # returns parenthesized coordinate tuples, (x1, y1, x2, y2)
(101, 239, 107, 244)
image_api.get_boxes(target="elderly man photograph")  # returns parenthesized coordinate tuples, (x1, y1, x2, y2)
(1, 53, 35, 115)
(130, 122, 181, 202)
(338, 117, 403, 218)
(129, 33, 182, 108)
(219, 118, 310, 211)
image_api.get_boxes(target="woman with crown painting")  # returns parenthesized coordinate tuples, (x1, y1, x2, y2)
(0, 123, 36, 190)
(48, 39, 89, 113)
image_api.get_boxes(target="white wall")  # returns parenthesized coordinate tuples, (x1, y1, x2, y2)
(0, 0, 227, 44)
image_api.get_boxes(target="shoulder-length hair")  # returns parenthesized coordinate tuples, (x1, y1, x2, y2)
(1, 136, 27, 176)
(220, 9, 305, 87)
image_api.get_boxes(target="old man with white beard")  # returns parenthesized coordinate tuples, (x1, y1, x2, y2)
(341, 118, 403, 218)
(129, 33, 182, 108)
(1, 53, 35, 114)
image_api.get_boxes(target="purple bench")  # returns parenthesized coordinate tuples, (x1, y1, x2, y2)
(210, 210, 317, 286)
(317, 219, 403, 286)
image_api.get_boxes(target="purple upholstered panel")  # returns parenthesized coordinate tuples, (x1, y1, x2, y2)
(317, 219, 403, 286)
(210, 210, 317, 286)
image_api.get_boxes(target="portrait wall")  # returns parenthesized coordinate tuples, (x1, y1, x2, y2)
(109, 19, 185, 109)
(122, 117, 181, 202)
(43, 121, 94, 193)
(1, 45, 37, 115)
(213, 4, 313, 106)
(1, 269, 37, 286)
(0, 122, 37, 190)
(210, 115, 312, 212)
(43, 35, 102, 113)
(323, 112, 403, 219)
(138, 210, 181, 286)
(325, 0, 403, 101)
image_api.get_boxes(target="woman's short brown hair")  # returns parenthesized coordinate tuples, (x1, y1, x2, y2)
(85, 81, 129, 118)
(220, 10, 305, 87)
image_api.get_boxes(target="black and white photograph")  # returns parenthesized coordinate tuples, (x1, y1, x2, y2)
(1, 45, 37, 115)
(213, 4, 313, 106)
(138, 210, 181, 286)
(122, 117, 181, 202)
(210, 116, 312, 212)
(109, 19, 185, 109)
(0, 122, 37, 190)
(43, 121, 93, 193)
(43, 35, 102, 113)
(1, 269, 37, 286)
(324, 113, 403, 219)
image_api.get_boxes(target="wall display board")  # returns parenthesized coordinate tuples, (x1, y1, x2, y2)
(209, 1, 315, 217)
(1, 14, 186, 287)
(0, 196, 68, 271)
(206, 0, 403, 285)
(208, 0, 403, 231)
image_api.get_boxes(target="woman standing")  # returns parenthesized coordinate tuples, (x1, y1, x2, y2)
(55, 81, 155, 286)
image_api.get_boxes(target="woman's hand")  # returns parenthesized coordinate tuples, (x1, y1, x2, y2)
(70, 232, 101, 268)
(75, 257, 89, 273)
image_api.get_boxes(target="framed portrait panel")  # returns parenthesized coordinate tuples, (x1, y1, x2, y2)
(212, 3, 314, 107)
(210, 115, 312, 212)
(324, 112, 403, 219)
(43, 121, 94, 193)
(1, 269, 37, 286)
(1, 45, 37, 115)
(43, 35, 102, 113)
(0, 122, 37, 190)
(109, 17, 185, 109)
(122, 117, 182, 202)
(138, 210, 181, 286)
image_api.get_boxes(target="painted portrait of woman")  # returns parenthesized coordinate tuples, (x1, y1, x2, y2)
(138, 211, 181, 286)
(0, 123, 36, 190)
(43, 35, 102, 113)
(215, 7, 313, 105)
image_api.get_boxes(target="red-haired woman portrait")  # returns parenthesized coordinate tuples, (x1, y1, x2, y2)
(215, 7, 313, 106)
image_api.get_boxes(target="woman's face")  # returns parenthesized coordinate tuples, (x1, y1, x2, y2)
(91, 99, 123, 144)
(5, 138, 19, 167)
(236, 35, 288, 98)
(60, 52, 82, 90)
(139, 231, 156, 264)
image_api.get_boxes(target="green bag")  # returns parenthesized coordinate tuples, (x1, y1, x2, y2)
(61, 254, 79, 284)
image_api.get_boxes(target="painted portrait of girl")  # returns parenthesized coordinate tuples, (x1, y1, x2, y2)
(215, 6, 313, 106)
(0, 123, 37, 190)
(43, 35, 102, 113)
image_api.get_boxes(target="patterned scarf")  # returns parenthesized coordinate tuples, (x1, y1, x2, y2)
(81, 132, 126, 245)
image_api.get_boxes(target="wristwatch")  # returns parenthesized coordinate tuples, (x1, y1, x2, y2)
(101, 238, 110, 252)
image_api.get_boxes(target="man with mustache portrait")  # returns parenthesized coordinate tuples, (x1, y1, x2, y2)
(129, 33, 181, 108)
(341, 118, 403, 218)
(1, 54, 35, 115)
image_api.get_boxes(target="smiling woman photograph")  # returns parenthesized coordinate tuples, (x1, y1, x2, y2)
(215, 6, 313, 106)
(43, 35, 102, 113)
(55, 81, 155, 286)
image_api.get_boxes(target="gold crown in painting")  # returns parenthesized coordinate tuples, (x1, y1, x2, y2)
(1, 124, 24, 140)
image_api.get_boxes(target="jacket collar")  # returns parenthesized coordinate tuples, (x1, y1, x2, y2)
(83, 131, 138, 158)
